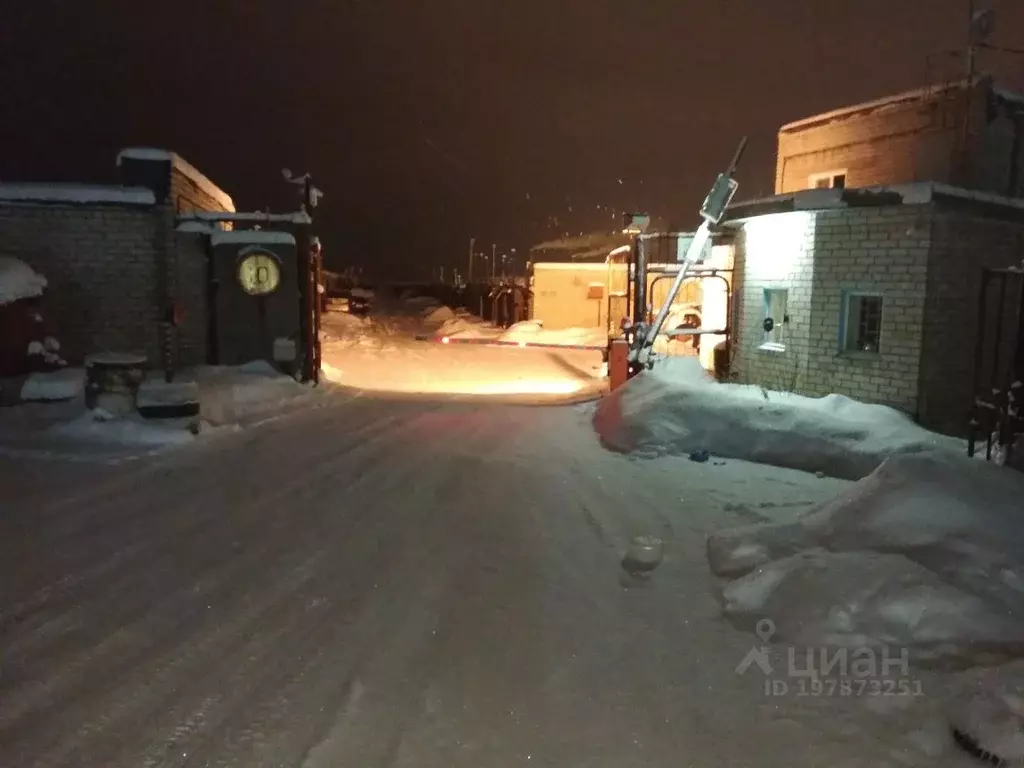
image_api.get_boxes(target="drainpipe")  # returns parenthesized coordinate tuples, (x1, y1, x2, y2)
(632, 236, 648, 324)
(1007, 116, 1023, 197)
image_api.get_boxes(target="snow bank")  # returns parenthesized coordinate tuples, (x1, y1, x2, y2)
(708, 453, 1024, 667)
(500, 324, 606, 347)
(401, 295, 437, 308)
(437, 315, 488, 337)
(946, 662, 1024, 762)
(197, 360, 311, 426)
(48, 411, 195, 446)
(594, 357, 960, 479)
(423, 305, 455, 324)
(20, 368, 84, 401)
(0, 257, 47, 305)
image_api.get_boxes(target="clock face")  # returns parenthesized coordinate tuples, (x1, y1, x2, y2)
(237, 252, 281, 296)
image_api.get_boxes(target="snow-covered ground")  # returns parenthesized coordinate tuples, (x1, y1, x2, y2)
(437, 316, 608, 348)
(707, 451, 1024, 762)
(0, 361, 323, 463)
(1, 391, 1007, 766)
(320, 297, 607, 402)
(595, 357, 962, 480)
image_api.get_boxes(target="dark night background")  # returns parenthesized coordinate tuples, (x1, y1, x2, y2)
(2, 1, 1022, 278)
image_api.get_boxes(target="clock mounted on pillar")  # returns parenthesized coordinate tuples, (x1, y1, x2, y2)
(236, 248, 282, 296)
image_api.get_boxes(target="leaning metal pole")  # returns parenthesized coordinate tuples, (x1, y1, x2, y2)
(631, 137, 747, 368)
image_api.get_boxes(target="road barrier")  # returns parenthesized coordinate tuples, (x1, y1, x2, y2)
(414, 334, 606, 352)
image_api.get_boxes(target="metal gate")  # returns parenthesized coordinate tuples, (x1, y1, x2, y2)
(968, 266, 1024, 463)
(612, 232, 732, 362)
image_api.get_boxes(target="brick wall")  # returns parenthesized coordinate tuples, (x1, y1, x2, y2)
(0, 202, 163, 362)
(732, 206, 931, 414)
(774, 82, 1019, 195)
(802, 207, 931, 413)
(170, 166, 232, 214)
(917, 208, 1024, 434)
(777, 97, 962, 193)
(730, 210, 817, 392)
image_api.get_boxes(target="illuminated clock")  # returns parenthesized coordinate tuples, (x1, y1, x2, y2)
(237, 251, 281, 296)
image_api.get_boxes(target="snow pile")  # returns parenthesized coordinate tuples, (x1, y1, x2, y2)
(20, 368, 84, 401)
(320, 312, 375, 345)
(0, 257, 47, 305)
(594, 357, 961, 479)
(947, 663, 1024, 762)
(499, 324, 606, 347)
(26, 336, 66, 368)
(197, 360, 312, 426)
(708, 453, 1024, 667)
(422, 305, 455, 324)
(402, 295, 439, 309)
(47, 410, 195, 447)
(435, 310, 492, 337)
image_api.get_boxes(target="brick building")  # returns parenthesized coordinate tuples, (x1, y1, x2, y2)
(0, 148, 233, 367)
(776, 77, 1024, 198)
(720, 183, 1024, 436)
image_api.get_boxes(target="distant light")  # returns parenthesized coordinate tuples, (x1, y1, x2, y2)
(440, 336, 451, 344)
(518, 341, 527, 347)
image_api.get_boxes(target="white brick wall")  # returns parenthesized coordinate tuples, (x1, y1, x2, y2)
(803, 207, 931, 413)
(732, 206, 931, 415)
(731, 210, 817, 392)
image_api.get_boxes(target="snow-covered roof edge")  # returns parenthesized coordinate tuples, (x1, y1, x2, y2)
(780, 79, 980, 134)
(724, 181, 1024, 222)
(210, 230, 296, 246)
(178, 210, 312, 225)
(0, 183, 156, 206)
(176, 220, 218, 234)
(117, 147, 235, 212)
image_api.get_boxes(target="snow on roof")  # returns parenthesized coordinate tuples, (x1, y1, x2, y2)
(727, 181, 1024, 220)
(0, 257, 47, 305)
(175, 220, 218, 234)
(180, 210, 312, 225)
(210, 230, 296, 246)
(0, 182, 156, 206)
(780, 79, 975, 133)
(993, 85, 1024, 109)
(116, 147, 235, 212)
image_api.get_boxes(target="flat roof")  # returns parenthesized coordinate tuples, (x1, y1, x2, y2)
(0, 182, 156, 206)
(723, 181, 1024, 223)
(779, 79, 975, 133)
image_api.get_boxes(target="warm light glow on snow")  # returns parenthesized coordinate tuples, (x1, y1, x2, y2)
(454, 378, 584, 396)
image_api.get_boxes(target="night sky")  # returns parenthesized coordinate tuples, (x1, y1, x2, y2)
(2, 1, 1023, 278)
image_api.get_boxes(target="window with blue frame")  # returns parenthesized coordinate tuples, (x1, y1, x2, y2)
(841, 292, 883, 353)
(762, 288, 788, 348)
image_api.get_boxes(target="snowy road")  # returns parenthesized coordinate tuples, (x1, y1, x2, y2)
(0, 391, 964, 766)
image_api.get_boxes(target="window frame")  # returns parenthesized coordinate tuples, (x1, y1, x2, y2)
(760, 287, 789, 352)
(839, 291, 884, 355)
(808, 170, 848, 190)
